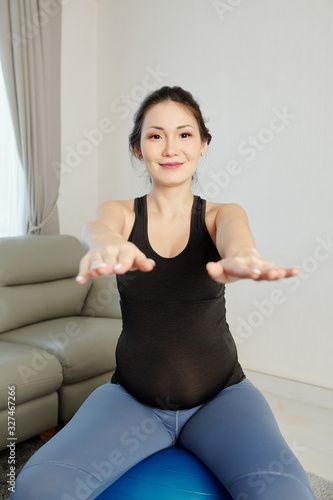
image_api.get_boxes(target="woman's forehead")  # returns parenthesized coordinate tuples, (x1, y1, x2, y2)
(142, 102, 198, 129)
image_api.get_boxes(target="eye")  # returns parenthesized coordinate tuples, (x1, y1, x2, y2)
(149, 134, 162, 139)
(180, 132, 191, 138)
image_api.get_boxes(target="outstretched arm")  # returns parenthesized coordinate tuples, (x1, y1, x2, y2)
(76, 200, 155, 284)
(206, 203, 299, 284)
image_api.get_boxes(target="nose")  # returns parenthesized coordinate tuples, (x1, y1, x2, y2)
(162, 138, 179, 157)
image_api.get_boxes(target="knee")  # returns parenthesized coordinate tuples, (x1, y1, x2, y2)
(10, 462, 103, 500)
(10, 464, 52, 500)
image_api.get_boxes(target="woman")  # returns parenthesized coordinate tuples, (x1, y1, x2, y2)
(12, 86, 315, 499)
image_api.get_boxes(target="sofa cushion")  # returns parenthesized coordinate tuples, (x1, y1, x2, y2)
(0, 392, 59, 451)
(0, 235, 84, 286)
(0, 278, 91, 333)
(0, 341, 63, 410)
(0, 316, 121, 385)
(81, 275, 122, 319)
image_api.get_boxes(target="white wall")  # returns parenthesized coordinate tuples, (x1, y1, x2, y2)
(60, 0, 333, 390)
(58, 0, 98, 239)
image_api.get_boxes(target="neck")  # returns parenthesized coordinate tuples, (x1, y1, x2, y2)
(147, 183, 194, 218)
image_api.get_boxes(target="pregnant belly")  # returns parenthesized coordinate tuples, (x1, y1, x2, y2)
(115, 329, 240, 409)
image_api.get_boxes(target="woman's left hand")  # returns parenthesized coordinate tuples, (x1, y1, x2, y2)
(206, 250, 299, 284)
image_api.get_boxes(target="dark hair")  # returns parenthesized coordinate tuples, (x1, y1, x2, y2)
(129, 86, 212, 158)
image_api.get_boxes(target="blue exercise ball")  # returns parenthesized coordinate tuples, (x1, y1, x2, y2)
(96, 445, 232, 499)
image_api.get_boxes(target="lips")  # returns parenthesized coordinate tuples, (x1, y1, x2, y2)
(159, 162, 183, 169)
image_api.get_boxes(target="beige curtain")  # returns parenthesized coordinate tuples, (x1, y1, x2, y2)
(0, 0, 62, 235)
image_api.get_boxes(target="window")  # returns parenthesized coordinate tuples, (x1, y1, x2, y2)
(0, 61, 28, 237)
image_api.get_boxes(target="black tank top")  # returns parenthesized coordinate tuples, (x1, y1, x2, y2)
(112, 194, 245, 409)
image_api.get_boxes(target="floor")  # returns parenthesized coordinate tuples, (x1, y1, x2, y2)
(245, 369, 333, 482)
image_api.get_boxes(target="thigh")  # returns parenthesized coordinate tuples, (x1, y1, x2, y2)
(178, 379, 314, 500)
(12, 383, 173, 500)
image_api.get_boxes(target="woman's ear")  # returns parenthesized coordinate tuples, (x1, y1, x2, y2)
(200, 140, 208, 156)
(134, 145, 142, 159)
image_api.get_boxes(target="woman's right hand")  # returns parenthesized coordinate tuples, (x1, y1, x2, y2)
(76, 233, 155, 284)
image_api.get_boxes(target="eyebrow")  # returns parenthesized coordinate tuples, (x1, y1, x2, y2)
(147, 125, 194, 131)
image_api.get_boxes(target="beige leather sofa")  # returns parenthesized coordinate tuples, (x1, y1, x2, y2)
(0, 235, 122, 451)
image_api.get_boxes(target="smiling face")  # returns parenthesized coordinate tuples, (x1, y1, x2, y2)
(135, 101, 208, 188)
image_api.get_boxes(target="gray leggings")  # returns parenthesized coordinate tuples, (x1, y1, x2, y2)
(11, 378, 315, 500)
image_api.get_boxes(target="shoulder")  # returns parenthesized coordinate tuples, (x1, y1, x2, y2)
(94, 199, 136, 239)
(94, 199, 135, 219)
(205, 199, 247, 220)
(204, 200, 248, 241)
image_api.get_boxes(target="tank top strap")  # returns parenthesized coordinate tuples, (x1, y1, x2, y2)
(191, 195, 200, 227)
(193, 196, 222, 260)
(194, 195, 206, 228)
(127, 195, 146, 248)
(191, 195, 207, 242)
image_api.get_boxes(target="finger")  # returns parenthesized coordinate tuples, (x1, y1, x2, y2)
(264, 268, 286, 280)
(206, 261, 239, 284)
(94, 251, 119, 276)
(208, 262, 271, 283)
(76, 254, 91, 284)
(111, 247, 153, 274)
(284, 267, 300, 277)
(123, 255, 156, 273)
(216, 261, 256, 281)
(88, 253, 110, 278)
(271, 267, 299, 279)
(250, 266, 299, 281)
(78, 252, 114, 281)
(112, 259, 155, 274)
(206, 261, 223, 277)
(248, 268, 262, 279)
(245, 267, 283, 281)
(112, 253, 137, 274)
(88, 251, 105, 268)
(134, 256, 156, 272)
(91, 263, 113, 276)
